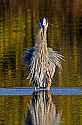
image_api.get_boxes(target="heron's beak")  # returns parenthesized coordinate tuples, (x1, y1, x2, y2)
(43, 22, 48, 33)
(41, 22, 48, 39)
(43, 27, 45, 35)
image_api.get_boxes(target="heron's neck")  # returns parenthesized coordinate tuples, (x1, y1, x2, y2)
(35, 29, 47, 47)
(35, 29, 48, 56)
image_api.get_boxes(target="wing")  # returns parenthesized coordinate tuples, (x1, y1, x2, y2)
(22, 47, 36, 80)
(22, 47, 35, 66)
(48, 48, 64, 70)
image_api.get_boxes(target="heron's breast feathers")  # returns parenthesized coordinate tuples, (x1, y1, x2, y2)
(22, 47, 64, 83)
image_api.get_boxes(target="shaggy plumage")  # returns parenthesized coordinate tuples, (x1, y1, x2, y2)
(22, 18, 64, 88)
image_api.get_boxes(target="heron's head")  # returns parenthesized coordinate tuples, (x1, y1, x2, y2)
(39, 17, 48, 35)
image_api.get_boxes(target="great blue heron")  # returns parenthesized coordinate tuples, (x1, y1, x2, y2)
(22, 17, 63, 89)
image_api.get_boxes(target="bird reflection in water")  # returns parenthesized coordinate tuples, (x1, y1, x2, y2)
(25, 90, 62, 125)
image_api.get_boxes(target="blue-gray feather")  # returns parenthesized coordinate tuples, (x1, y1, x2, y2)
(22, 47, 35, 66)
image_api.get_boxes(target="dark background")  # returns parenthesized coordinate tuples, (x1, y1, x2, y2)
(0, 0, 82, 87)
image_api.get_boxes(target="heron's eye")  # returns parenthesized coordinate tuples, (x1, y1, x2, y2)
(39, 17, 47, 28)
(42, 18, 46, 26)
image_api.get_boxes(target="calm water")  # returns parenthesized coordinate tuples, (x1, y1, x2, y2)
(0, 91, 82, 125)
(0, 0, 82, 125)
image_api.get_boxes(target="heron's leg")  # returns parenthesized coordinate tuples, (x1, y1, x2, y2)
(47, 78, 51, 89)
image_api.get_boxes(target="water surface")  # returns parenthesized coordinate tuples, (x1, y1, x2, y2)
(0, 92, 82, 125)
